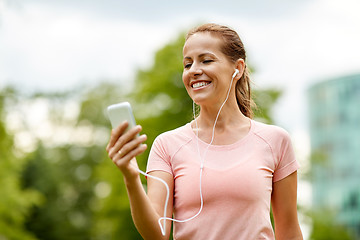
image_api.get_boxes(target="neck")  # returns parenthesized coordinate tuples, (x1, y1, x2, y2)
(191, 99, 251, 145)
(194, 98, 248, 131)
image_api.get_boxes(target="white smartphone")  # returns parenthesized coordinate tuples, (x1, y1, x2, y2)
(107, 102, 137, 132)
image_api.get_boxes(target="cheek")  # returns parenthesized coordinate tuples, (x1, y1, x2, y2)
(182, 72, 193, 96)
(182, 71, 189, 86)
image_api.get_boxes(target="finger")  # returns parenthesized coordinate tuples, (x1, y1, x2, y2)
(120, 134, 147, 156)
(110, 125, 142, 155)
(115, 144, 147, 167)
(111, 133, 146, 159)
(107, 121, 129, 150)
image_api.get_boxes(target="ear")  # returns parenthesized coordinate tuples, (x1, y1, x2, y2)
(235, 58, 245, 81)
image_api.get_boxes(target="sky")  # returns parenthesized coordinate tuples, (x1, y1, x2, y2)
(1, 0, 360, 136)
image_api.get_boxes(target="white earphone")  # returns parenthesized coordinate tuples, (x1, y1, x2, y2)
(232, 69, 239, 79)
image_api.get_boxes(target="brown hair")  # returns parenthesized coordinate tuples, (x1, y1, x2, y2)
(186, 23, 255, 118)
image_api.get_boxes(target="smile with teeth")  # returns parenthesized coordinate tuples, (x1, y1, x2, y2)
(192, 81, 211, 89)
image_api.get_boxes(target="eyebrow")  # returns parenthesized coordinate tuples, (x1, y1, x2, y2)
(183, 52, 216, 60)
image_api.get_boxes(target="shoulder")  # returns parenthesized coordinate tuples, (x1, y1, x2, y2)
(251, 120, 294, 160)
(153, 123, 193, 148)
(251, 120, 291, 144)
(250, 120, 298, 176)
(149, 123, 194, 162)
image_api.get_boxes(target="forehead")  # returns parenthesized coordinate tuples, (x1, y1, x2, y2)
(183, 32, 223, 57)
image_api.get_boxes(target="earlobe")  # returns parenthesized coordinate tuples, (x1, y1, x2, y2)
(235, 58, 245, 79)
(232, 69, 239, 79)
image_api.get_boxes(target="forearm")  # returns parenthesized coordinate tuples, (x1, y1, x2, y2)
(272, 172, 303, 240)
(274, 224, 303, 240)
(106, 123, 167, 238)
(124, 176, 169, 240)
(276, 233, 303, 240)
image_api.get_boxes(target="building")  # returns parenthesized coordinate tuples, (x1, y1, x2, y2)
(308, 73, 360, 238)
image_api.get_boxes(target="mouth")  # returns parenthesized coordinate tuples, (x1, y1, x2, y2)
(191, 81, 211, 89)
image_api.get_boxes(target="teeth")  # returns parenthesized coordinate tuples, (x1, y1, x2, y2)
(192, 82, 210, 88)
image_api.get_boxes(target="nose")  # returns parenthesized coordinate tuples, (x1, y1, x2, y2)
(188, 63, 202, 78)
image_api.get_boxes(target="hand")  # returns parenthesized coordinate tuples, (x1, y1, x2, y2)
(106, 121, 147, 179)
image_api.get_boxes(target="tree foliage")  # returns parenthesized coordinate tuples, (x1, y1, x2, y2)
(0, 88, 41, 240)
(17, 84, 142, 240)
(308, 209, 355, 240)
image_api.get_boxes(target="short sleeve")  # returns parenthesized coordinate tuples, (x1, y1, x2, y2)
(272, 129, 300, 182)
(146, 135, 173, 176)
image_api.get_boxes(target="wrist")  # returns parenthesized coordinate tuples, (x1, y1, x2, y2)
(123, 172, 141, 188)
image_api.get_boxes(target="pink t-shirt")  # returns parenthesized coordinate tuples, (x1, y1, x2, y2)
(146, 119, 300, 240)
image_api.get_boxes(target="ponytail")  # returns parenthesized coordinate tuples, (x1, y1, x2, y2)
(236, 65, 255, 118)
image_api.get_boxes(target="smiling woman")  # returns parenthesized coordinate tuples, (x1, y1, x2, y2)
(182, 24, 254, 119)
(106, 23, 303, 240)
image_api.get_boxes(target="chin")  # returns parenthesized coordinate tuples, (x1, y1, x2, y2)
(192, 98, 211, 107)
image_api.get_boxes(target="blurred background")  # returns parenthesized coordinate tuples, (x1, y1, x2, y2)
(1, 0, 359, 239)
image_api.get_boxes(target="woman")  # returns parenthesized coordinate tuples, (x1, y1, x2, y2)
(106, 23, 303, 240)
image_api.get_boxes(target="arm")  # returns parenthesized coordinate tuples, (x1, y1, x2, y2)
(125, 171, 173, 240)
(106, 122, 173, 239)
(271, 171, 303, 240)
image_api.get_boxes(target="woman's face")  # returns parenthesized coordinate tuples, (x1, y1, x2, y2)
(182, 32, 237, 106)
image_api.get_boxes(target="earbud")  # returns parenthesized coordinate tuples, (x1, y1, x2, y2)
(232, 69, 239, 79)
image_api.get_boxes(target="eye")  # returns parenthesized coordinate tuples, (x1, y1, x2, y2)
(203, 59, 213, 64)
(184, 63, 192, 69)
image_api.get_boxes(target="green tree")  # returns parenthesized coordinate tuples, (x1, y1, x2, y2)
(19, 83, 143, 240)
(308, 209, 355, 240)
(20, 90, 97, 240)
(0, 87, 41, 240)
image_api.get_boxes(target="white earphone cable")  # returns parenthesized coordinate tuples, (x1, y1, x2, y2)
(135, 70, 237, 236)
